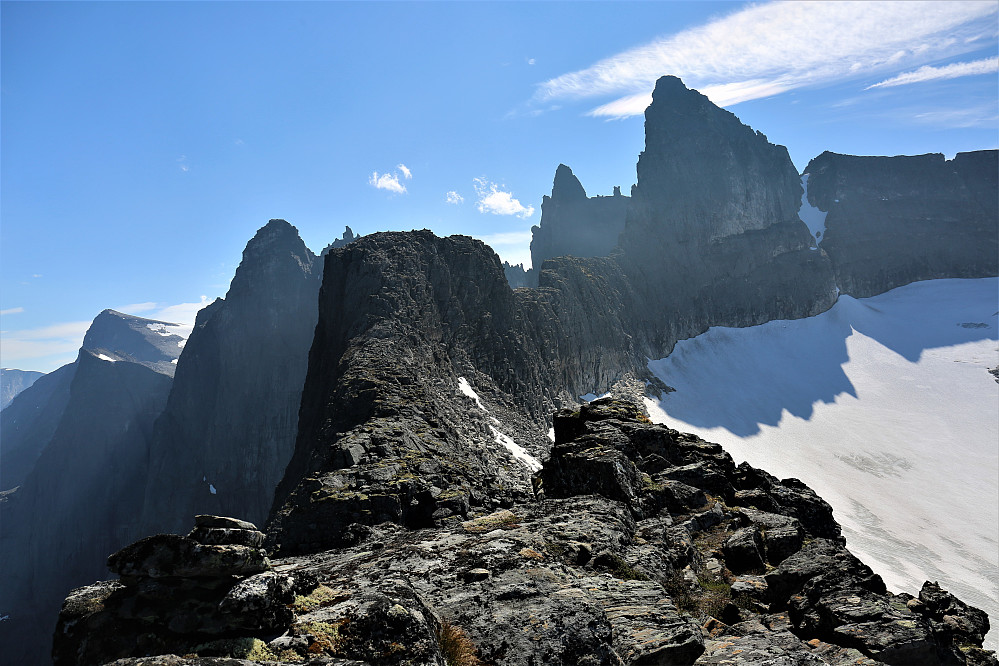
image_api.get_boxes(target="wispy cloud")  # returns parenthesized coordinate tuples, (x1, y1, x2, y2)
(866, 56, 999, 89)
(535, 1, 997, 117)
(115, 302, 157, 314)
(445, 190, 464, 205)
(909, 104, 999, 128)
(473, 178, 535, 218)
(369, 171, 407, 194)
(0, 307, 24, 316)
(397, 163, 412, 180)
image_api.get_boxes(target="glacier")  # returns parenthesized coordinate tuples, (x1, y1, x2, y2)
(645, 277, 999, 649)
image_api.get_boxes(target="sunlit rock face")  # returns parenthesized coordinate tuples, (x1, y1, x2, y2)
(141, 219, 320, 535)
(805, 150, 999, 297)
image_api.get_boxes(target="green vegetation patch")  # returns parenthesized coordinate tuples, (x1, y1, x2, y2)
(194, 637, 279, 661)
(293, 584, 347, 614)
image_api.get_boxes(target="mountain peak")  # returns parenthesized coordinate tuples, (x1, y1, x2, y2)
(82, 310, 186, 376)
(551, 164, 587, 202)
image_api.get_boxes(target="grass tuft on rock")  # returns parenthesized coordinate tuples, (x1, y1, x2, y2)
(437, 620, 482, 666)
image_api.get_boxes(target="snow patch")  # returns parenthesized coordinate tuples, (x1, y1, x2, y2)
(490, 425, 542, 472)
(147, 321, 193, 343)
(579, 392, 610, 402)
(798, 173, 827, 247)
(457, 377, 486, 410)
(209, 483, 217, 495)
(645, 277, 999, 649)
(171, 359, 178, 364)
(547, 427, 555, 442)
(459, 376, 540, 472)
(97, 354, 116, 363)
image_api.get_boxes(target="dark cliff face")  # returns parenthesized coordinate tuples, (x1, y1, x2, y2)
(269, 231, 557, 555)
(0, 363, 75, 491)
(615, 75, 837, 354)
(141, 219, 319, 535)
(805, 150, 999, 297)
(628, 76, 803, 244)
(528, 164, 628, 285)
(0, 314, 178, 666)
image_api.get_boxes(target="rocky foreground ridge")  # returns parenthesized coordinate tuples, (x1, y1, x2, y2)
(56, 400, 995, 665)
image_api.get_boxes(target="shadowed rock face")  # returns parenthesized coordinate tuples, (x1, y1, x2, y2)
(805, 150, 999, 297)
(528, 164, 628, 279)
(0, 364, 75, 491)
(269, 231, 559, 555)
(0, 313, 181, 666)
(615, 76, 837, 355)
(141, 219, 319, 535)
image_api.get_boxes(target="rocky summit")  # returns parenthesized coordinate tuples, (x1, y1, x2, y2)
(55, 400, 995, 665)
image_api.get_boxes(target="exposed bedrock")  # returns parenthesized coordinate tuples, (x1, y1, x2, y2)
(0, 312, 180, 666)
(614, 76, 838, 355)
(528, 164, 628, 281)
(268, 231, 637, 556)
(55, 401, 997, 665)
(805, 150, 999, 297)
(140, 219, 320, 535)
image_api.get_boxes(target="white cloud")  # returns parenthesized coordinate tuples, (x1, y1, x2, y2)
(147, 296, 209, 330)
(445, 190, 465, 204)
(528, 58, 536, 66)
(473, 230, 534, 268)
(369, 171, 407, 194)
(397, 163, 412, 179)
(535, 1, 998, 117)
(0, 307, 24, 316)
(473, 178, 535, 218)
(115, 302, 157, 314)
(866, 56, 999, 89)
(0, 320, 92, 370)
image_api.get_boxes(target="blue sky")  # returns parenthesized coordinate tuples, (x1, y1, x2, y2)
(2, 1, 997, 373)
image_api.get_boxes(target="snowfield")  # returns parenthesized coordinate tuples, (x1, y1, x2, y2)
(645, 278, 999, 649)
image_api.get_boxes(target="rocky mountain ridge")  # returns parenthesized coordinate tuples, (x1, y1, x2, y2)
(0, 311, 186, 665)
(3, 74, 995, 664)
(805, 150, 998, 297)
(55, 400, 996, 665)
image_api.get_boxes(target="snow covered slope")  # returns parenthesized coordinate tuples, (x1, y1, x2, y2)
(645, 277, 999, 649)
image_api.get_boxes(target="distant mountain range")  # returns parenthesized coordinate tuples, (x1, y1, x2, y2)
(0, 368, 44, 411)
(3, 77, 996, 665)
